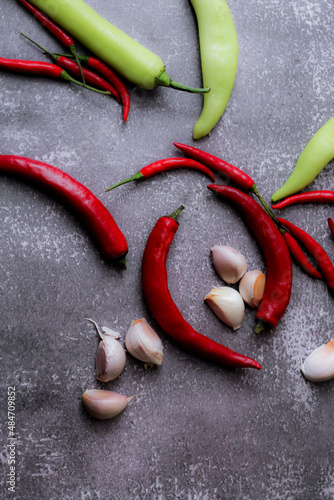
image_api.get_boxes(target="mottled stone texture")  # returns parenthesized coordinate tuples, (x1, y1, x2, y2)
(1, 0, 333, 499)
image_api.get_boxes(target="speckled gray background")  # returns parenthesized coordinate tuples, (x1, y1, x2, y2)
(1, 0, 333, 499)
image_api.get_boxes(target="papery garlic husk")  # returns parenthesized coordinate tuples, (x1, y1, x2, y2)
(239, 270, 266, 308)
(125, 318, 163, 366)
(82, 389, 135, 419)
(211, 245, 247, 284)
(86, 318, 126, 382)
(301, 339, 334, 382)
(204, 286, 245, 330)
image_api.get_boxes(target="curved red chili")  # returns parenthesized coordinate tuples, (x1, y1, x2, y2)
(18, 0, 74, 47)
(208, 185, 293, 333)
(328, 217, 334, 237)
(173, 142, 279, 222)
(173, 142, 255, 192)
(106, 157, 215, 191)
(272, 191, 334, 209)
(18, 0, 85, 83)
(53, 55, 120, 101)
(21, 34, 120, 102)
(281, 231, 322, 279)
(277, 217, 334, 291)
(0, 57, 107, 94)
(0, 155, 128, 267)
(141, 207, 261, 370)
(78, 56, 130, 121)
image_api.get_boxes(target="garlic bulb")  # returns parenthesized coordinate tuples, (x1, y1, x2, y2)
(211, 245, 247, 284)
(301, 339, 334, 382)
(125, 318, 163, 366)
(239, 270, 266, 307)
(86, 318, 126, 382)
(204, 287, 245, 330)
(82, 389, 135, 419)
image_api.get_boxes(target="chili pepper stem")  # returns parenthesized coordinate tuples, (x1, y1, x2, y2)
(168, 205, 185, 221)
(60, 71, 110, 93)
(255, 321, 267, 334)
(105, 172, 144, 192)
(69, 43, 85, 86)
(20, 33, 110, 94)
(114, 254, 127, 270)
(251, 185, 280, 223)
(156, 71, 210, 94)
(169, 80, 210, 94)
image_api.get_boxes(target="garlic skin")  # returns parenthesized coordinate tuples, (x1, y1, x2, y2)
(211, 245, 247, 284)
(86, 318, 126, 382)
(125, 318, 163, 366)
(204, 287, 245, 330)
(239, 270, 266, 308)
(82, 389, 135, 419)
(301, 339, 334, 382)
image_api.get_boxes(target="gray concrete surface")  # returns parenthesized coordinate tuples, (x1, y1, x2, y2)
(1, 0, 333, 499)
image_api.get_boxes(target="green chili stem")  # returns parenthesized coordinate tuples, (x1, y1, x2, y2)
(70, 44, 86, 86)
(156, 70, 210, 94)
(255, 320, 267, 334)
(60, 72, 109, 93)
(21, 33, 110, 94)
(168, 205, 185, 221)
(105, 172, 144, 192)
(169, 80, 210, 94)
(114, 254, 127, 270)
(251, 185, 280, 224)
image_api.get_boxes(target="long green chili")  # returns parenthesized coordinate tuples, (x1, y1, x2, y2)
(29, 0, 209, 94)
(272, 116, 334, 202)
(189, 0, 238, 140)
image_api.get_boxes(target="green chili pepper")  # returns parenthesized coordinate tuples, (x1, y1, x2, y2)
(29, 0, 209, 94)
(190, 0, 238, 140)
(272, 117, 334, 202)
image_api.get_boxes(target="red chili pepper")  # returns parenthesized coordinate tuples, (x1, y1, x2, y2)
(328, 217, 334, 237)
(0, 57, 108, 94)
(277, 217, 334, 291)
(173, 142, 255, 192)
(106, 157, 215, 191)
(0, 155, 128, 267)
(272, 191, 334, 209)
(208, 185, 293, 333)
(20, 0, 130, 119)
(19, 0, 85, 84)
(281, 231, 322, 279)
(53, 55, 120, 101)
(141, 206, 261, 370)
(18, 0, 85, 84)
(77, 56, 130, 122)
(173, 142, 279, 223)
(18, 0, 74, 48)
(21, 35, 120, 101)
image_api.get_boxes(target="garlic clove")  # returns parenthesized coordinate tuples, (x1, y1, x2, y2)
(125, 318, 163, 366)
(86, 318, 126, 382)
(239, 270, 266, 308)
(204, 286, 245, 330)
(301, 339, 334, 382)
(82, 389, 136, 419)
(96, 335, 126, 382)
(211, 245, 247, 284)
